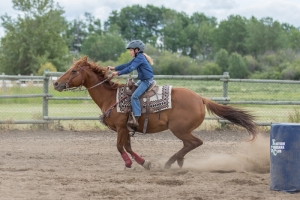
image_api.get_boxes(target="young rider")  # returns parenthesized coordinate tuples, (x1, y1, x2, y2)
(108, 40, 154, 127)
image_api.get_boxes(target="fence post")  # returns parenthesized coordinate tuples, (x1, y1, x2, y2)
(30, 73, 34, 85)
(43, 70, 49, 120)
(2, 73, 6, 93)
(17, 74, 21, 87)
(220, 72, 230, 127)
(222, 72, 229, 99)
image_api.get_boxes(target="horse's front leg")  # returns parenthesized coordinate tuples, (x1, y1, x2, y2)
(117, 127, 151, 170)
(116, 128, 132, 168)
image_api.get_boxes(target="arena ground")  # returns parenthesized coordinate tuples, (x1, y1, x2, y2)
(0, 129, 299, 199)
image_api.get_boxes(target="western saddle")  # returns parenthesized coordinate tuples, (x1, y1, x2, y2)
(125, 76, 158, 134)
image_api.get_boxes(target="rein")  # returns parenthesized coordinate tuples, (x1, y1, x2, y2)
(100, 95, 127, 132)
(62, 65, 126, 132)
(63, 66, 109, 92)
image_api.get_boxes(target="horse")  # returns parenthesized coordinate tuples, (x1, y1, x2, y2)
(53, 56, 257, 170)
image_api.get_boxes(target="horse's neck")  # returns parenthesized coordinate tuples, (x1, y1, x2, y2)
(85, 78, 116, 112)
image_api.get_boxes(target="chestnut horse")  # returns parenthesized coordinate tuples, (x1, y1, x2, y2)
(53, 56, 257, 170)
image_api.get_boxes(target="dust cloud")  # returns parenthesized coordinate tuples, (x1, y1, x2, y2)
(185, 134, 270, 174)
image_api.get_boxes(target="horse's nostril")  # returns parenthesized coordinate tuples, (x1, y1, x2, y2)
(54, 82, 58, 86)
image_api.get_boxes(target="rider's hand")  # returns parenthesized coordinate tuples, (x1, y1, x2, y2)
(107, 66, 115, 71)
(112, 71, 119, 77)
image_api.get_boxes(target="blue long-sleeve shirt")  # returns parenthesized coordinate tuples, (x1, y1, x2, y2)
(115, 52, 154, 81)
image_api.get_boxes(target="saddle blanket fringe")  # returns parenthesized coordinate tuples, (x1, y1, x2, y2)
(116, 85, 172, 113)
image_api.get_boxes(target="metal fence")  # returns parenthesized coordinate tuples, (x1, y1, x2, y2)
(1, 71, 300, 130)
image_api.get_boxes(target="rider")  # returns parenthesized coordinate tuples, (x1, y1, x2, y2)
(109, 40, 154, 127)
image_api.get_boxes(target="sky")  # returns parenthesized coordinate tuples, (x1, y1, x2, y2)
(0, 0, 300, 37)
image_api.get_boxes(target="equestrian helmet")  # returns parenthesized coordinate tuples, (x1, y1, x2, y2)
(126, 40, 145, 51)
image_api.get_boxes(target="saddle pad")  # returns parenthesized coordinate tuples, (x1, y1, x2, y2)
(116, 85, 172, 113)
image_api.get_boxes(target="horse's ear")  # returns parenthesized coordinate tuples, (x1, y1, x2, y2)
(82, 55, 88, 63)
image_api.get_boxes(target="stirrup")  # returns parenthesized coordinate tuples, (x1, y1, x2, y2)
(127, 121, 138, 127)
(127, 112, 139, 127)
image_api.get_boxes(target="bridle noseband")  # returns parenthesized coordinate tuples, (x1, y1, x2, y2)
(64, 66, 109, 91)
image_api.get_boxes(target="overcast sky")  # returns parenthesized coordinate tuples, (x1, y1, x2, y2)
(1, 0, 300, 37)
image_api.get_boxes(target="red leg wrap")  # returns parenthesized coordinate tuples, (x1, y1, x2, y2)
(131, 152, 145, 165)
(121, 152, 132, 168)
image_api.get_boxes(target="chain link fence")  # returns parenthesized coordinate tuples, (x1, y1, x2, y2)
(225, 80, 300, 125)
(1, 72, 300, 130)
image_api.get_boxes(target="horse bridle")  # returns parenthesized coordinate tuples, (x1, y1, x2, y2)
(64, 66, 109, 91)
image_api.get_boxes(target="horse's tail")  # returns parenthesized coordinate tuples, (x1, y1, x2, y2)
(202, 98, 257, 141)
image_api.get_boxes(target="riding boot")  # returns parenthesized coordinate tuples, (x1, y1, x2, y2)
(127, 112, 139, 127)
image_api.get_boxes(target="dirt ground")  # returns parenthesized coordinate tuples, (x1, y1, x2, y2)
(0, 129, 299, 200)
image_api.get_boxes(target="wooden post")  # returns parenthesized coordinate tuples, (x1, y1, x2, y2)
(43, 70, 49, 129)
(222, 72, 229, 99)
(2, 73, 6, 93)
(221, 72, 229, 128)
(17, 74, 21, 87)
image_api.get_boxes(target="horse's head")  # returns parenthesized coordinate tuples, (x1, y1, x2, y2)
(53, 56, 110, 92)
(53, 56, 90, 92)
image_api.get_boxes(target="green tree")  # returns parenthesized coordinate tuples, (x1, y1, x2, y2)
(249, 71, 281, 79)
(201, 62, 221, 75)
(98, 60, 118, 68)
(214, 15, 248, 55)
(281, 62, 300, 80)
(142, 43, 161, 61)
(37, 62, 57, 75)
(81, 32, 125, 62)
(246, 17, 287, 56)
(245, 16, 265, 56)
(288, 28, 300, 51)
(0, 0, 68, 75)
(263, 18, 287, 51)
(191, 22, 215, 60)
(161, 10, 190, 55)
(154, 51, 184, 74)
(105, 5, 164, 46)
(190, 12, 217, 27)
(117, 51, 132, 64)
(153, 51, 199, 75)
(188, 13, 217, 59)
(243, 55, 259, 73)
(228, 52, 248, 78)
(215, 49, 229, 72)
(258, 52, 283, 73)
(66, 12, 102, 54)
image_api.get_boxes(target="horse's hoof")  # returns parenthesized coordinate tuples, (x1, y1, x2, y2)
(164, 163, 171, 169)
(124, 166, 132, 170)
(177, 158, 184, 168)
(142, 160, 151, 170)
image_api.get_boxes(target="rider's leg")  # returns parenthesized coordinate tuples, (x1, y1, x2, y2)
(128, 79, 152, 127)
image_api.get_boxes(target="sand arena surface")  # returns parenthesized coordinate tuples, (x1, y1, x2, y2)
(0, 129, 299, 200)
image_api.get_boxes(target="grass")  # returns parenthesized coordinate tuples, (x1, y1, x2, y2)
(1, 78, 300, 130)
(1, 79, 299, 102)
(0, 103, 295, 122)
(288, 108, 300, 123)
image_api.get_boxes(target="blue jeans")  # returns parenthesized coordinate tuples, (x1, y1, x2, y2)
(131, 78, 153, 117)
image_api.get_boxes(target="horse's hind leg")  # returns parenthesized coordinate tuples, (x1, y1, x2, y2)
(164, 132, 203, 169)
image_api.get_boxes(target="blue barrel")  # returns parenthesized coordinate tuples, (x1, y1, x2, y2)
(270, 123, 300, 193)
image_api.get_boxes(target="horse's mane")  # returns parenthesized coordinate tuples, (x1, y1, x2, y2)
(74, 56, 124, 90)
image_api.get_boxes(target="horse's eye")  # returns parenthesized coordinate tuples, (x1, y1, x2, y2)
(71, 70, 77, 73)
